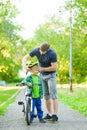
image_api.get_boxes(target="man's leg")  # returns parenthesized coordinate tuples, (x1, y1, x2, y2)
(45, 98, 53, 114)
(44, 98, 58, 121)
(42, 80, 53, 119)
(53, 98, 58, 114)
(48, 73, 58, 121)
(41, 79, 52, 114)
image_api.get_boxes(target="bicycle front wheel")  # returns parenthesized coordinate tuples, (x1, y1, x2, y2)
(25, 99, 31, 125)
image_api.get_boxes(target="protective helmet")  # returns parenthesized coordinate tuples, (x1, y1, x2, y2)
(26, 60, 38, 68)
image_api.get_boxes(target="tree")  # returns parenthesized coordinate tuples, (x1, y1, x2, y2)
(0, 0, 23, 82)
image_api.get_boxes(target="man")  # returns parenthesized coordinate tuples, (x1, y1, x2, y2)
(22, 42, 58, 122)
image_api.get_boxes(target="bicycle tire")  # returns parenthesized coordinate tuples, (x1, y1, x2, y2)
(25, 99, 31, 125)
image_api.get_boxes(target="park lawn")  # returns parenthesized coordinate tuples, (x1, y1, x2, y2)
(58, 87, 87, 116)
(0, 86, 21, 115)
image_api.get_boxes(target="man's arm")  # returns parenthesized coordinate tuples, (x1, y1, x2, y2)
(22, 54, 31, 70)
(39, 62, 57, 72)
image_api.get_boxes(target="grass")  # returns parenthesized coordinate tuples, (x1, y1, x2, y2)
(0, 86, 21, 115)
(58, 87, 87, 116)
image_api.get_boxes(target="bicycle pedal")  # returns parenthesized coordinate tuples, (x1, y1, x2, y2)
(18, 101, 24, 105)
(22, 109, 25, 112)
(34, 114, 37, 118)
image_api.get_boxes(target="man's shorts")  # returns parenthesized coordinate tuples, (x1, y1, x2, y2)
(41, 72, 58, 100)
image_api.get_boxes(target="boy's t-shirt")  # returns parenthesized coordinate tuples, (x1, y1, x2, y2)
(22, 74, 43, 98)
(32, 75, 40, 98)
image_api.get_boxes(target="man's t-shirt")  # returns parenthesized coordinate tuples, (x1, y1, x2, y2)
(29, 48, 57, 75)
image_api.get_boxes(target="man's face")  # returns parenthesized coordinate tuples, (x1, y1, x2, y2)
(40, 49, 47, 55)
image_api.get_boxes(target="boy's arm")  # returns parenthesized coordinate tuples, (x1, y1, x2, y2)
(21, 76, 32, 86)
(21, 78, 29, 86)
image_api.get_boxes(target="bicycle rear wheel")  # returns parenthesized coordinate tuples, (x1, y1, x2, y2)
(25, 99, 31, 125)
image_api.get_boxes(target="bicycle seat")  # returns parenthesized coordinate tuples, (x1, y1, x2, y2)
(25, 91, 32, 96)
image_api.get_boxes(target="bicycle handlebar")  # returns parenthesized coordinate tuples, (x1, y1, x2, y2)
(28, 84, 41, 87)
(16, 83, 41, 87)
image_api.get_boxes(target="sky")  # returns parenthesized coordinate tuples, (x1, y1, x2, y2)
(11, 0, 66, 39)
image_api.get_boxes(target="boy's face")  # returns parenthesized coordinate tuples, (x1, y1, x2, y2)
(31, 65, 39, 75)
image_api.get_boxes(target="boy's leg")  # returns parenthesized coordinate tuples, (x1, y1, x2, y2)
(30, 98, 36, 122)
(36, 98, 43, 119)
(36, 98, 46, 123)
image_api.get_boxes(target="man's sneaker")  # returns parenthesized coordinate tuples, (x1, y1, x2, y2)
(39, 118, 46, 123)
(43, 114, 52, 120)
(51, 115, 58, 122)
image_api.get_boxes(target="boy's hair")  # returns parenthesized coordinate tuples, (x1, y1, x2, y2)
(40, 42, 50, 52)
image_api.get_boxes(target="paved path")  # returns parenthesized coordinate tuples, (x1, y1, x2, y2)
(0, 88, 87, 130)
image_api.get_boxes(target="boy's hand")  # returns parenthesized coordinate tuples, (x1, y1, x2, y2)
(40, 96, 43, 99)
(26, 66, 31, 71)
(28, 83, 32, 87)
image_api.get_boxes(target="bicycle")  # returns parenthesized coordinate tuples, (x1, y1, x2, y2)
(18, 83, 39, 125)
(18, 84, 32, 125)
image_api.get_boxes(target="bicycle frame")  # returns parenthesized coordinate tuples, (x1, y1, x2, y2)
(18, 87, 32, 125)
(18, 83, 40, 125)
(25, 91, 32, 125)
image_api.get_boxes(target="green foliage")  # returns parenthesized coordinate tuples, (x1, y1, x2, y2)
(33, 16, 71, 83)
(13, 77, 24, 83)
(71, 1, 87, 83)
(0, 0, 23, 82)
(74, 0, 87, 8)
(0, 0, 87, 84)
(58, 87, 87, 116)
(30, 0, 87, 84)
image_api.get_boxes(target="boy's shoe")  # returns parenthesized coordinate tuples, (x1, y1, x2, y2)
(39, 118, 46, 123)
(43, 114, 52, 120)
(51, 115, 58, 122)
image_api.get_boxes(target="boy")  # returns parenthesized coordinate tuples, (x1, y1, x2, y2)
(21, 60, 46, 123)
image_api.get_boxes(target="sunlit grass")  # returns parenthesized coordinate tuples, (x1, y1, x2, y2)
(0, 86, 20, 115)
(58, 87, 87, 116)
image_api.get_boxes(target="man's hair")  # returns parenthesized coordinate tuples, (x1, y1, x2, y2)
(40, 42, 50, 52)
